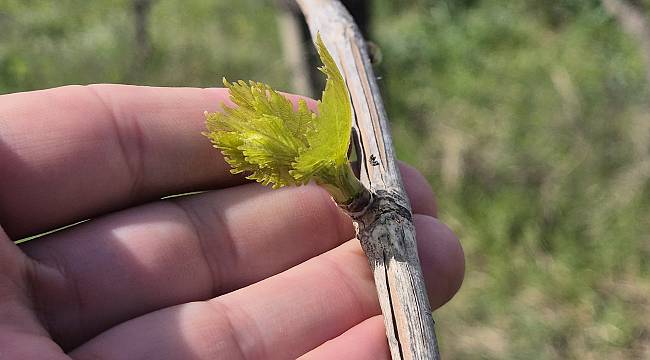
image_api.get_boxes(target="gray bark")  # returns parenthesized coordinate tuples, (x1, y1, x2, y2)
(295, 1, 441, 358)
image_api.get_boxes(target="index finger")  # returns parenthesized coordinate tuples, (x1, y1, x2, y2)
(0, 84, 249, 238)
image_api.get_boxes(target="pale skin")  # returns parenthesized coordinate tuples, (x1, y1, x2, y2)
(0, 85, 465, 359)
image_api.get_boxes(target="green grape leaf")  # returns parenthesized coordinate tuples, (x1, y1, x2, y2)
(204, 33, 365, 204)
(204, 78, 314, 188)
(290, 34, 353, 183)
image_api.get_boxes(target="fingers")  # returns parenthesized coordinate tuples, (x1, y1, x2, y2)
(22, 161, 445, 350)
(0, 226, 67, 359)
(69, 217, 463, 360)
(69, 241, 378, 360)
(23, 183, 354, 350)
(414, 214, 465, 308)
(298, 316, 390, 360)
(399, 161, 438, 217)
(0, 85, 309, 239)
(0, 225, 38, 336)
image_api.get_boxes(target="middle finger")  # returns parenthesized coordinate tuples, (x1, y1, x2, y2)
(23, 183, 353, 350)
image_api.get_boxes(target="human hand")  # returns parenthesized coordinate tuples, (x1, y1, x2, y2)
(0, 85, 464, 359)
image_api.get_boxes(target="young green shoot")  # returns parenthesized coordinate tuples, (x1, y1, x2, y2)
(204, 34, 369, 209)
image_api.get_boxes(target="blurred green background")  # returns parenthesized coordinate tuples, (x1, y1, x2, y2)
(1, 0, 649, 358)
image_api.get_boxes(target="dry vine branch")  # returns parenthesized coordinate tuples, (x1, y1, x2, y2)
(275, 0, 314, 97)
(295, 1, 441, 358)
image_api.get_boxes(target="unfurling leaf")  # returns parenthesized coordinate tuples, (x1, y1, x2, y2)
(204, 34, 366, 205)
(205, 79, 314, 188)
(290, 34, 353, 183)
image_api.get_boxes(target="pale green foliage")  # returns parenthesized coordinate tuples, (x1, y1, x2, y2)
(205, 79, 314, 188)
(290, 35, 353, 183)
(204, 35, 361, 202)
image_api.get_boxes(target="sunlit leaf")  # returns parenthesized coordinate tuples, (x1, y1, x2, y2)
(290, 34, 353, 183)
(204, 33, 364, 203)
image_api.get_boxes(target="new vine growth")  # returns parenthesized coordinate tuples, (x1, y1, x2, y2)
(204, 35, 369, 209)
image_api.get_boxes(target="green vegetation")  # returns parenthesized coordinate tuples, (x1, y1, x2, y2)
(204, 36, 364, 204)
(1, 0, 648, 358)
(375, 2, 650, 358)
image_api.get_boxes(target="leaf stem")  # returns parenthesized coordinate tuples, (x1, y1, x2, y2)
(317, 162, 371, 212)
